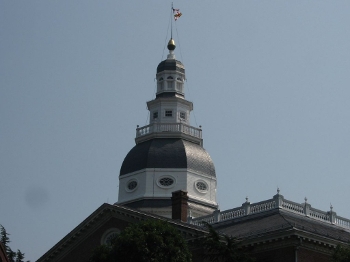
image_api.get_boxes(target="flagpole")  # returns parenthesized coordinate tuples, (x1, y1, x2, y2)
(171, 2, 173, 39)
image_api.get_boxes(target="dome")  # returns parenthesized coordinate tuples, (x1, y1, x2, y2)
(157, 59, 185, 74)
(120, 138, 216, 177)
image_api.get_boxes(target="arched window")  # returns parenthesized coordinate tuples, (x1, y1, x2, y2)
(176, 82, 183, 92)
(175, 77, 183, 92)
(166, 76, 174, 90)
(158, 78, 164, 90)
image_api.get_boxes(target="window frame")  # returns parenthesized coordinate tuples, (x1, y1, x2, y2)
(165, 110, 173, 117)
(179, 111, 186, 120)
(153, 111, 158, 120)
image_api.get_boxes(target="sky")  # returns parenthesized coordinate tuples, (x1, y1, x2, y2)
(1, 1, 350, 261)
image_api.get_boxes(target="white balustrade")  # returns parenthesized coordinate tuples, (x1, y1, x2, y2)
(281, 199, 304, 215)
(250, 200, 276, 214)
(308, 209, 330, 222)
(189, 192, 350, 231)
(334, 216, 350, 229)
(136, 123, 202, 139)
(220, 208, 245, 220)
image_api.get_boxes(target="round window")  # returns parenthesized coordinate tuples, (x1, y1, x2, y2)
(101, 228, 121, 245)
(105, 232, 119, 245)
(126, 180, 138, 191)
(195, 181, 208, 192)
(159, 177, 174, 187)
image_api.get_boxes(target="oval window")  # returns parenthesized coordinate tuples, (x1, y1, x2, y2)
(195, 181, 208, 192)
(127, 180, 137, 191)
(159, 177, 174, 187)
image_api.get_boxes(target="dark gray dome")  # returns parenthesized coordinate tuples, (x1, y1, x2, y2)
(120, 138, 216, 177)
(157, 59, 185, 74)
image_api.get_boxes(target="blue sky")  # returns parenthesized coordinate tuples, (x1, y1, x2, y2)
(1, 1, 350, 260)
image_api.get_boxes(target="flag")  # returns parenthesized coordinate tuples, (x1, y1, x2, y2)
(173, 8, 182, 21)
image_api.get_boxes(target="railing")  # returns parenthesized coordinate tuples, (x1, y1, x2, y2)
(250, 199, 276, 214)
(221, 207, 246, 220)
(335, 216, 350, 228)
(188, 191, 350, 230)
(281, 199, 304, 215)
(190, 213, 217, 226)
(136, 123, 202, 139)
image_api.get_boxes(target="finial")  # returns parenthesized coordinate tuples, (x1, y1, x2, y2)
(330, 203, 333, 211)
(304, 197, 307, 203)
(277, 188, 280, 195)
(245, 196, 249, 203)
(167, 38, 176, 51)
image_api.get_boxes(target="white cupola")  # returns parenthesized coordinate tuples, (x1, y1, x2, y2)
(117, 38, 218, 219)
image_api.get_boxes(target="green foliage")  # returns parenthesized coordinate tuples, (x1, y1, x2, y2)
(201, 223, 254, 262)
(332, 245, 350, 262)
(0, 225, 29, 262)
(1, 225, 11, 254)
(90, 219, 192, 262)
(15, 250, 25, 262)
(8, 251, 16, 262)
(90, 245, 113, 262)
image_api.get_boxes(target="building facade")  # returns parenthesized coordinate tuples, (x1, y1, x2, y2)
(37, 37, 350, 262)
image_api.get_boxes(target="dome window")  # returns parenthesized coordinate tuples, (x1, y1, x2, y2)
(159, 177, 174, 187)
(159, 77, 163, 81)
(195, 181, 208, 193)
(176, 77, 182, 81)
(167, 76, 174, 79)
(126, 180, 138, 192)
(157, 176, 176, 188)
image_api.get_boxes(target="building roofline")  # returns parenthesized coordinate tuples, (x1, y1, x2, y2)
(36, 203, 209, 262)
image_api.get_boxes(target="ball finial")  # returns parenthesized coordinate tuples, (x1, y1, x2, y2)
(167, 38, 176, 51)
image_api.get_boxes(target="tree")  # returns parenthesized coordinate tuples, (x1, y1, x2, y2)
(0, 225, 29, 262)
(90, 220, 192, 262)
(201, 223, 254, 262)
(15, 250, 25, 262)
(1, 224, 11, 254)
(332, 245, 350, 262)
